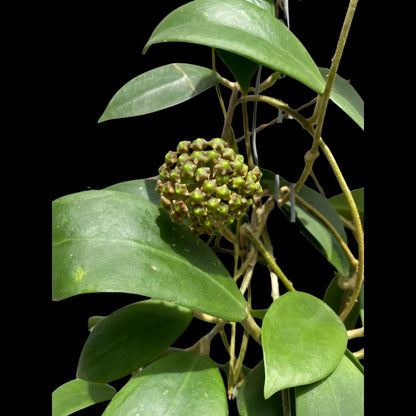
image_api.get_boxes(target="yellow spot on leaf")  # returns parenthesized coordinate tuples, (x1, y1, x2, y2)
(74, 266, 86, 282)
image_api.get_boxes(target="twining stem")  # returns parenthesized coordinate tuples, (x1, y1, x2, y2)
(211, 48, 227, 118)
(238, 95, 313, 134)
(241, 224, 295, 292)
(319, 138, 364, 321)
(221, 84, 239, 152)
(280, 186, 358, 268)
(295, 0, 359, 194)
(241, 98, 255, 169)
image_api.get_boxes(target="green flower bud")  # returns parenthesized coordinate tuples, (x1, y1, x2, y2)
(208, 138, 226, 151)
(214, 158, 232, 175)
(176, 153, 190, 166)
(206, 150, 220, 163)
(222, 147, 236, 161)
(164, 151, 177, 167)
(189, 187, 206, 204)
(190, 138, 208, 150)
(229, 193, 243, 209)
(195, 167, 211, 182)
(192, 150, 208, 164)
(174, 183, 188, 199)
(230, 176, 245, 189)
(207, 197, 221, 211)
(181, 160, 197, 179)
(173, 200, 188, 214)
(216, 184, 231, 200)
(192, 205, 207, 218)
(169, 167, 181, 182)
(201, 179, 218, 195)
(177, 140, 191, 153)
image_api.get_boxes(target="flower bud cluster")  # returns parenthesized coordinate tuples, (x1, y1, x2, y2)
(156, 138, 263, 235)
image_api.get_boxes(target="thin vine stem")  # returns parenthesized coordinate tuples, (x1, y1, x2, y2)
(319, 138, 364, 321)
(295, 0, 359, 195)
(241, 224, 295, 292)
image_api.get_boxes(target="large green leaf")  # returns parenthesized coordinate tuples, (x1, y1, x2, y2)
(319, 67, 364, 130)
(52, 190, 247, 322)
(261, 169, 351, 277)
(295, 354, 364, 415)
(98, 63, 221, 122)
(52, 379, 116, 416)
(105, 178, 160, 205)
(237, 361, 283, 416)
(143, 0, 325, 94)
(77, 300, 192, 383)
(102, 351, 228, 416)
(262, 292, 347, 398)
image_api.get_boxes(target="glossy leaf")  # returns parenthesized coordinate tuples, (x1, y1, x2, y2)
(216, 49, 258, 94)
(324, 277, 361, 330)
(295, 354, 364, 415)
(261, 169, 351, 277)
(52, 190, 247, 322)
(262, 291, 347, 398)
(237, 361, 283, 416)
(320, 67, 364, 130)
(102, 351, 228, 416)
(105, 178, 159, 205)
(77, 300, 192, 383)
(98, 63, 221, 122)
(244, 0, 275, 14)
(144, 0, 325, 94)
(329, 188, 364, 226)
(52, 379, 116, 416)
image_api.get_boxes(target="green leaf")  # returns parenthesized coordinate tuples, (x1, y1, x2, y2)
(216, 49, 258, 94)
(98, 63, 221, 122)
(52, 379, 116, 416)
(324, 277, 361, 330)
(329, 188, 364, 226)
(262, 291, 347, 398)
(261, 169, 351, 277)
(244, 0, 275, 15)
(77, 300, 192, 383)
(102, 351, 228, 416)
(237, 361, 283, 416)
(52, 190, 247, 322)
(105, 178, 160, 205)
(295, 354, 364, 415)
(319, 67, 364, 130)
(144, 0, 325, 94)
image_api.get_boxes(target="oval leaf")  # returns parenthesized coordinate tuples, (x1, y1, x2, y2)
(144, 0, 325, 94)
(319, 67, 364, 130)
(77, 300, 192, 383)
(237, 361, 283, 416)
(295, 354, 364, 415)
(102, 351, 228, 416)
(98, 63, 221, 122)
(52, 379, 116, 416)
(52, 190, 247, 322)
(262, 291, 347, 398)
(105, 178, 160, 205)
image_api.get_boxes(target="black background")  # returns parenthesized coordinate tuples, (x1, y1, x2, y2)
(45, 1, 371, 414)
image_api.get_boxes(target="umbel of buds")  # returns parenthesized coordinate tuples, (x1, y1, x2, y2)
(156, 138, 263, 235)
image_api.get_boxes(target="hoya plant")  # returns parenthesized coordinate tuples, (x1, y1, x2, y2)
(52, 1, 364, 415)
